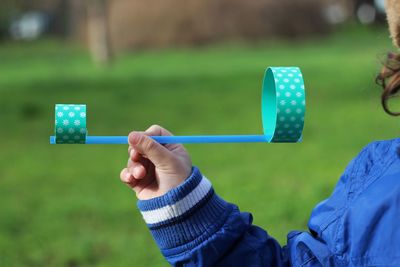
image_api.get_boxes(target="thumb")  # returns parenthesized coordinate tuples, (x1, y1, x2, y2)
(128, 132, 173, 166)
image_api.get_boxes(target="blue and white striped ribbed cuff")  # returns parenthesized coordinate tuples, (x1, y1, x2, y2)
(137, 167, 232, 251)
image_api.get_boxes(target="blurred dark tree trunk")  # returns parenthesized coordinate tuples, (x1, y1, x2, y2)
(87, 0, 113, 65)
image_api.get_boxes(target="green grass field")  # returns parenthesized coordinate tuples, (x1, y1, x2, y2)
(1, 25, 399, 266)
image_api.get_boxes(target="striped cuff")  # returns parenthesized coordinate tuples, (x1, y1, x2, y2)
(137, 167, 232, 252)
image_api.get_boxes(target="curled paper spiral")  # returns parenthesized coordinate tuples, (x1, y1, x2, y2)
(263, 67, 305, 142)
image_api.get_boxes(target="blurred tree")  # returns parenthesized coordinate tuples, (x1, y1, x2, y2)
(86, 0, 113, 65)
(0, 0, 18, 40)
(106, 0, 330, 52)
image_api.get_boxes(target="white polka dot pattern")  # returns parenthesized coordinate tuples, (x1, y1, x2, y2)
(55, 104, 87, 144)
(269, 67, 305, 142)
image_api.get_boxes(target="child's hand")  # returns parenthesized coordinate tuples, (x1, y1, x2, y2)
(120, 125, 192, 200)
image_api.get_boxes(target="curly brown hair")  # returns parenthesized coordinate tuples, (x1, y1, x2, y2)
(377, 52, 400, 116)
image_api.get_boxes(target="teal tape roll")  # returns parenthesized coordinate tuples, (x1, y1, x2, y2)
(55, 104, 87, 144)
(262, 67, 305, 142)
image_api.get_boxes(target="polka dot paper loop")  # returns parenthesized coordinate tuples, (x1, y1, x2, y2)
(55, 104, 87, 144)
(262, 67, 305, 142)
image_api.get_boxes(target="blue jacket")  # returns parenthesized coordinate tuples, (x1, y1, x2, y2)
(137, 138, 400, 266)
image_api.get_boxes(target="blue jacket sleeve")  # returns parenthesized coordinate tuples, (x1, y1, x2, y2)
(137, 167, 289, 266)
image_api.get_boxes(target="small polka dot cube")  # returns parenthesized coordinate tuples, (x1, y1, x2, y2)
(55, 104, 87, 144)
(262, 67, 305, 142)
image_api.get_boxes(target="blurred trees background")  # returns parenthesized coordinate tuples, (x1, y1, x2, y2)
(0, 0, 373, 64)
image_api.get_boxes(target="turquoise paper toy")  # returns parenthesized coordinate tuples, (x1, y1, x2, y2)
(50, 67, 306, 144)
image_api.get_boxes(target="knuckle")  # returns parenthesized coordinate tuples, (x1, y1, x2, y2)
(144, 138, 156, 152)
(128, 131, 136, 138)
(131, 161, 139, 169)
(128, 132, 140, 145)
(152, 124, 161, 130)
(150, 124, 161, 129)
(127, 158, 133, 167)
(119, 169, 126, 180)
(146, 124, 162, 135)
(136, 134, 145, 145)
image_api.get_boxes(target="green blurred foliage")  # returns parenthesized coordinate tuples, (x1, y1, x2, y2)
(0, 25, 399, 266)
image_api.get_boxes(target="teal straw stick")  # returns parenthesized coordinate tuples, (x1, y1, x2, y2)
(50, 135, 273, 144)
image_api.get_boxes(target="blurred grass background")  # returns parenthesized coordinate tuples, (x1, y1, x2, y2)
(1, 24, 400, 266)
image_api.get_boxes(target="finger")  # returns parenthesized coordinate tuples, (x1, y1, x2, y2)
(127, 157, 150, 169)
(145, 124, 173, 137)
(128, 132, 174, 166)
(128, 131, 145, 160)
(120, 168, 138, 188)
(129, 148, 142, 162)
(129, 146, 148, 161)
(127, 160, 147, 179)
(144, 124, 181, 150)
(127, 156, 153, 180)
